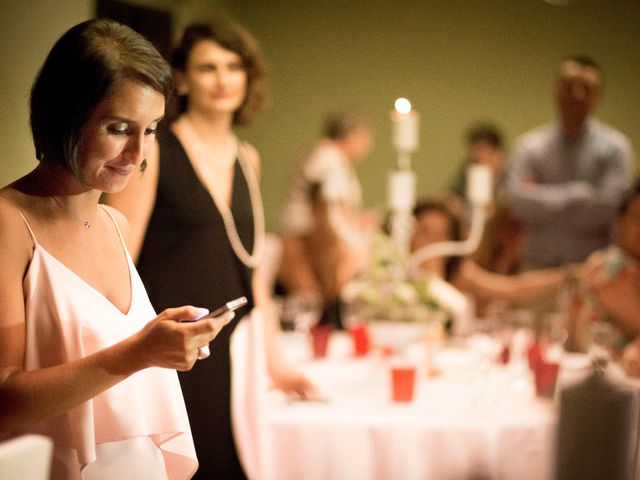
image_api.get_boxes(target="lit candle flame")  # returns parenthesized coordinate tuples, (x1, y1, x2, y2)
(394, 97, 412, 114)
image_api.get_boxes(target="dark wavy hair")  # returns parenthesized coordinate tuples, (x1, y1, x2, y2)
(413, 198, 463, 282)
(30, 18, 173, 176)
(171, 17, 269, 125)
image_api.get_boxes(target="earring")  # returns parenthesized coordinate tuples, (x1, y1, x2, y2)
(140, 159, 148, 172)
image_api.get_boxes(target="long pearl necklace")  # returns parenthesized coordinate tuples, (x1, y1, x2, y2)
(51, 195, 94, 229)
(182, 116, 265, 269)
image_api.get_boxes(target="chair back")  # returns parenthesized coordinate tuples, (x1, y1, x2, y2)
(554, 365, 639, 480)
(0, 434, 53, 480)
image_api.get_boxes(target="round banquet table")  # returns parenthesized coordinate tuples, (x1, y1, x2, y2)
(263, 328, 558, 480)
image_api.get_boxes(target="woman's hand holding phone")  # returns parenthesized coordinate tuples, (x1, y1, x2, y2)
(188, 296, 248, 359)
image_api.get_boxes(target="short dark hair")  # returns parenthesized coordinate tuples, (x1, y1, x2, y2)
(30, 18, 172, 175)
(465, 122, 503, 148)
(322, 110, 370, 140)
(558, 54, 604, 89)
(171, 17, 268, 125)
(563, 54, 602, 73)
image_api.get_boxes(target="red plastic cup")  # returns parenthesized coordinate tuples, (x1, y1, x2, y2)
(390, 366, 416, 402)
(349, 324, 370, 357)
(534, 361, 559, 398)
(527, 341, 544, 370)
(310, 324, 333, 358)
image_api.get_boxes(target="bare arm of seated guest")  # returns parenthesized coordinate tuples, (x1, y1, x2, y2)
(454, 258, 571, 303)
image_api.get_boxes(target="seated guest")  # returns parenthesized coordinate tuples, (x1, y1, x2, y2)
(277, 110, 377, 328)
(581, 181, 640, 366)
(411, 198, 572, 310)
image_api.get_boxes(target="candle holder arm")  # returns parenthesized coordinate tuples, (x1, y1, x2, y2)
(407, 204, 487, 274)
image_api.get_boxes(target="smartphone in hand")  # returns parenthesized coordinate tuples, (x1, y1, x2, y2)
(199, 296, 248, 320)
(181, 296, 248, 323)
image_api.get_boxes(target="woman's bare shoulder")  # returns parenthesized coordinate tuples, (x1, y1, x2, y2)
(100, 204, 130, 236)
(0, 190, 35, 271)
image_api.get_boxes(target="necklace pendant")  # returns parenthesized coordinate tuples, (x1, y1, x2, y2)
(83, 221, 91, 229)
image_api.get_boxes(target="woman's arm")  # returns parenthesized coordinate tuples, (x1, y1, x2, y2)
(0, 203, 229, 432)
(246, 145, 316, 398)
(104, 139, 159, 262)
(251, 268, 316, 399)
(456, 259, 569, 303)
(1, 305, 228, 432)
(1, 292, 231, 436)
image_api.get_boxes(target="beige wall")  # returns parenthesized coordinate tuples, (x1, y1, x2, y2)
(0, 0, 93, 184)
(1, 0, 638, 230)
(223, 0, 640, 229)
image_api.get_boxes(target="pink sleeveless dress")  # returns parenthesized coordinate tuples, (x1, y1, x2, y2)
(15, 206, 198, 479)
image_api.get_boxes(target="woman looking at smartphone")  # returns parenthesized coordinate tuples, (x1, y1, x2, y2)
(0, 19, 233, 479)
(106, 16, 314, 479)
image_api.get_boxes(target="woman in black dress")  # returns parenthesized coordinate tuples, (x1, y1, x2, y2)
(107, 16, 313, 479)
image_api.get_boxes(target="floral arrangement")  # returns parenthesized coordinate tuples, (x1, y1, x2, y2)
(342, 233, 448, 324)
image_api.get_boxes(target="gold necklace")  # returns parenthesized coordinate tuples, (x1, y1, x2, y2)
(51, 196, 94, 229)
(182, 117, 265, 269)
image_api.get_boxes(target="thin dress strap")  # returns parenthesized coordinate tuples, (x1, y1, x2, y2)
(99, 204, 130, 256)
(0, 196, 38, 247)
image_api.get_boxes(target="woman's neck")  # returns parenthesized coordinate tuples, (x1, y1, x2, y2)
(19, 162, 92, 197)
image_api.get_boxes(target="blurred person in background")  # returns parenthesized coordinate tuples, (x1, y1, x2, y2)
(411, 198, 573, 316)
(579, 180, 640, 371)
(277, 110, 377, 329)
(505, 55, 634, 270)
(447, 122, 525, 276)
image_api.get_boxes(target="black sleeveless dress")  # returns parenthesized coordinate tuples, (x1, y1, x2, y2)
(137, 125, 254, 479)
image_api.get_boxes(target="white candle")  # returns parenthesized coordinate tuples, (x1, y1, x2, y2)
(391, 98, 419, 153)
(466, 163, 493, 207)
(387, 170, 416, 211)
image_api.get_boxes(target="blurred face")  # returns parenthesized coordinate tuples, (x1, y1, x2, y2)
(411, 210, 452, 251)
(179, 40, 247, 116)
(78, 78, 164, 192)
(342, 128, 373, 162)
(617, 196, 640, 261)
(411, 209, 452, 276)
(555, 60, 601, 123)
(470, 140, 504, 175)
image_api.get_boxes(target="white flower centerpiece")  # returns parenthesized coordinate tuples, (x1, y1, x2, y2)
(343, 233, 449, 327)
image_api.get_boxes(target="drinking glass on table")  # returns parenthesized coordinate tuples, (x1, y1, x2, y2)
(281, 294, 322, 335)
(342, 301, 372, 357)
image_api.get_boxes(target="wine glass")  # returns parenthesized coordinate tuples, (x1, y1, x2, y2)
(280, 294, 322, 336)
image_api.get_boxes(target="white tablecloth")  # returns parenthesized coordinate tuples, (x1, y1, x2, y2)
(264, 330, 557, 480)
